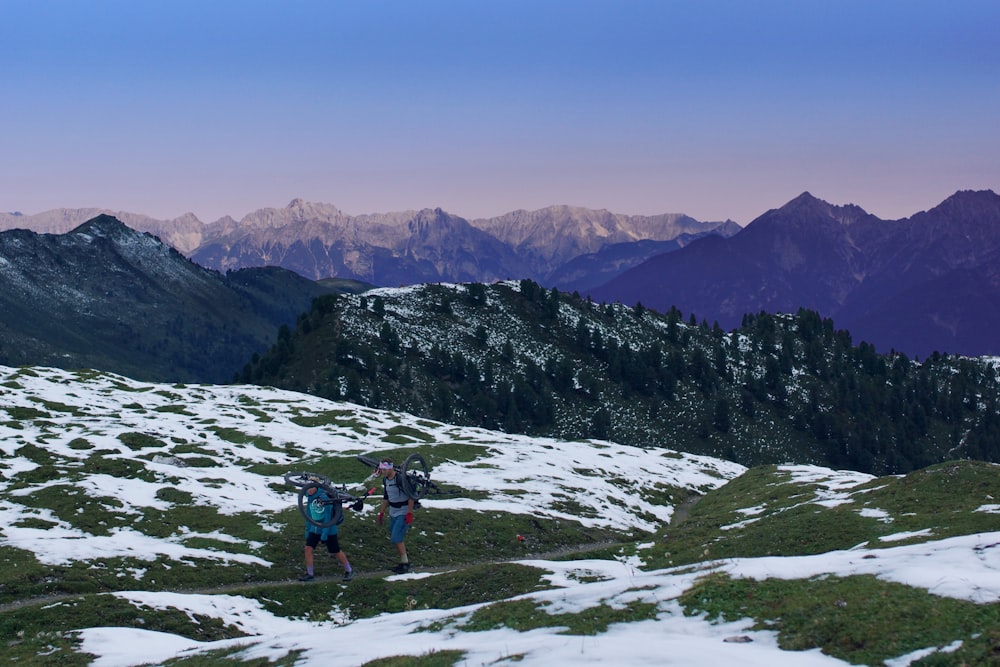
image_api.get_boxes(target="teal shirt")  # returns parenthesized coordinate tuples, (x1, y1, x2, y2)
(304, 488, 339, 540)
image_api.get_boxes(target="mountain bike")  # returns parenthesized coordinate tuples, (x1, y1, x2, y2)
(283, 471, 370, 528)
(355, 453, 435, 500)
(287, 452, 443, 528)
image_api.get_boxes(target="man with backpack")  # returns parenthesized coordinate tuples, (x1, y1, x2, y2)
(375, 458, 414, 573)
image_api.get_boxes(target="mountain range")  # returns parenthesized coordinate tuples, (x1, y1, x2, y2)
(590, 189, 1000, 358)
(0, 200, 741, 290)
(4, 214, 998, 475)
(3, 189, 999, 358)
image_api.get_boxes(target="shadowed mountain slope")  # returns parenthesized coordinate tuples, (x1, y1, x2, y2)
(589, 190, 1000, 358)
(0, 215, 339, 382)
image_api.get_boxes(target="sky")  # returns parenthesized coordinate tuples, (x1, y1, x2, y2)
(2, 1, 999, 225)
(3, 363, 999, 666)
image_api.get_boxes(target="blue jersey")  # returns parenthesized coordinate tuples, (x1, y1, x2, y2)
(304, 488, 339, 540)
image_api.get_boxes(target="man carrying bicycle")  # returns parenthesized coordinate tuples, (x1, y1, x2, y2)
(300, 483, 355, 582)
(375, 458, 415, 574)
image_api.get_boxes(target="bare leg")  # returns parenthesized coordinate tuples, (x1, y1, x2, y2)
(304, 545, 315, 577)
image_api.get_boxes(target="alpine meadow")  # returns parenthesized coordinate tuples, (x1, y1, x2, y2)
(2, 365, 1000, 666)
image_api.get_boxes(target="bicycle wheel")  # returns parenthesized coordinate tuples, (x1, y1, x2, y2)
(356, 454, 380, 469)
(284, 471, 332, 488)
(297, 482, 345, 528)
(399, 453, 431, 500)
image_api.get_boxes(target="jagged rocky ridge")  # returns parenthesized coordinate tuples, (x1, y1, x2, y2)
(1, 200, 740, 289)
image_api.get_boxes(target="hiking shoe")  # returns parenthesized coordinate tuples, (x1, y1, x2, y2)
(342, 570, 355, 582)
(392, 563, 410, 574)
(298, 573, 315, 582)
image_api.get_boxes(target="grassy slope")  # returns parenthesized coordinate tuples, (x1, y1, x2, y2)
(649, 460, 1000, 666)
(1, 366, 999, 665)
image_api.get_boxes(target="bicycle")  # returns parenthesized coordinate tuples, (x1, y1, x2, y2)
(355, 453, 437, 501)
(283, 471, 371, 529)
(286, 452, 445, 529)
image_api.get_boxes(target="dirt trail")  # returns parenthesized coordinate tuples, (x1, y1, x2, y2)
(0, 540, 625, 614)
(670, 493, 703, 525)
(0, 499, 704, 615)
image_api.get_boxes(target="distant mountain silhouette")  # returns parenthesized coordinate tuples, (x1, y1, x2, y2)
(588, 190, 1000, 358)
(547, 236, 702, 293)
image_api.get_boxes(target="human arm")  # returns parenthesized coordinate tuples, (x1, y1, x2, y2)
(405, 498, 414, 525)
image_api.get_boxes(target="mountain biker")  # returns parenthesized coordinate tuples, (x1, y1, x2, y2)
(375, 459, 414, 573)
(299, 484, 355, 582)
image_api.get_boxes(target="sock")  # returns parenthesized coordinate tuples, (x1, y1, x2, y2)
(344, 561, 352, 573)
(306, 565, 314, 576)
(400, 554, 409, 564)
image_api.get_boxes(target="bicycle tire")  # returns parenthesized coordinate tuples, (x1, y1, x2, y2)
(298, 482, 345, 528)
(284, 471, 332, 488)
(399, 453, 431, 500)
(356, 454, 380, 469)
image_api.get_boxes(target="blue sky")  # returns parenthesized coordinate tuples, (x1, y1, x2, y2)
(2, 1, 998, 224)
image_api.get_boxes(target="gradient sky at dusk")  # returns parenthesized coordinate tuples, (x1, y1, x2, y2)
(3, 1, 998, 224)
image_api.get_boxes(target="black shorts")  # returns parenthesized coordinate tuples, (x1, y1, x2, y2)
(306, 532, 341, 554)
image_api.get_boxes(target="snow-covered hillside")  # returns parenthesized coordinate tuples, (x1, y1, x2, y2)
(0, 364, 741, 567)
(2, 365, 998, 666)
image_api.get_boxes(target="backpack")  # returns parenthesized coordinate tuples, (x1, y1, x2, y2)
(383, 474, 421, 509)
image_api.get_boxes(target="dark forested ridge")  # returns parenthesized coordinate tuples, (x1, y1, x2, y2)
(241, 280, 1000, 475)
